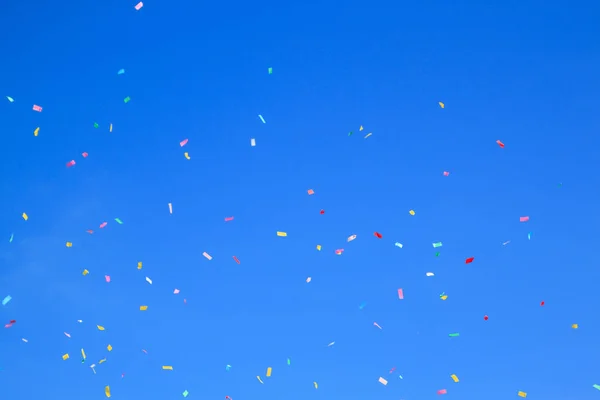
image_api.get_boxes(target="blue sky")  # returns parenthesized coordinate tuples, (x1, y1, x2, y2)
(1, 0, 600, 399)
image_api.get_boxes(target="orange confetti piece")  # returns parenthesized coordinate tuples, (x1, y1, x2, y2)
(496, 140, 505, 148)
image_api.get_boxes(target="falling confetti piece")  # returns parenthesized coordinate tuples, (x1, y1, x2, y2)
(162, 366, 173, 370)
(347, 235, 357, 242)
(484, 315, 489, 320)
(439, 102, 445, 108)
(307, 189, 314, 195)
(409, 210, 415, 215)
(146, 277, 152, 284)
(433, 242, 443, 248)
(258, 115, 266, 123)
(168, 203, 173, 214)
(81, 348, 87, 360)
(364, 132, 372, 139)
(451, 374, 459, 382)
(572, 323, 578, 329)
(6, 96, 14, 102)
(34, 127, 39, 136)
(184, 152, 190, 159)
(426, 272, 435, 276)
(593, 384, 600, 391)
(517, 391, 527, 398)
(100, 222, 107, 228)
(64, 332, 71, 338)
(395, 242, 403, 248)
(335, 249, 344, 255)
(443, 171, 450, 176)
(32, 104, 42, 112)
(327, 341, 335, 347)
(9, 233, 13, 243)
(232, 256, 240, 264)
(180, 139, 188, 147)
(496, 140, 505, 148)
(202, 252, 212, 260)
(173, 289, 180, 294)
(124, 96, 131, 103)
(276, 231, 287, 237)
(266, 367, 272, 377)
(66, 242, 73, 247)
(449, 333, 460, 337)
(379, 377, 388, 385)
(316, 244, 322, 251)
(268, 67, 272, 74)
(374, 232, 383, 239)
(225, 216, 234, 222)
(359, 302, 367, 309)
(2, 296, 12, 306)
(437, 389, 447, 395)
(528, 232, 532, 240)
(306, 277, 312, 283)
(183, 390, 189, 397)
(465, 257, 474, 264)
(137, 261, 143, 270)
(82, 269, 89, 276)
(313, 382, 318, 389)
(105, 275, 111, 283)
(109, 124, 113, 132)
(140, 305, 148, 311)
(94, 122, 99, 128)
(374, 322, 383, 329)
(105, 386, 111, 398)
(97, 325, 105, 331)
(66, 160, 76, 168)
(250, 138, 256, 146)
(397, 288, 404, 299)
(82, 152, 88, 158)
(359, 125, 364, 131)
(257, 376, 264, 384)
(520, 216, 530, 222)
(287, 358, 291, 365)
(22, 213, 28, 221)
(62, 354, 70, 360)
(22, 338, 28, 342)
(117, 69, 125, 75)
(115, 218, 123, 224)
(134, 1, 143, 10)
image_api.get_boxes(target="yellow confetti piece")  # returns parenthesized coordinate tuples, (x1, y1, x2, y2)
(107, 344, 113, 351)
(276, 231, 287, 237)
(162, 366, 173, 370)
(359, 125, 364, 131)
(441, 295, 448, 300)
(409, 210, 415, 216)
(82, 269, 89, 276)
(109, 123, 113, 133)
(439, 101, 445, 108)
(313, 382, 318, 389)
(97, 325, 105, 331)
(266, 367, 272, 377)
(66, 242, 73, 247)
(105, 386, 111, 398)
(518, 391, 527, 398)
(99, 358, 107, 364)
(81, 348, 86, 360)
(316, 244, 321, 251)
(62, 353, 69, 360)
(140, 305, 148, 311)
(22, 213, 28, 221)
(137, 261, 142, 270)
(451, 374, 459, 382)
(34, 127, 39, 136)
(184, 152, 190, 159)
(572, 323, 578, 329)
(257, 376, 264, 384)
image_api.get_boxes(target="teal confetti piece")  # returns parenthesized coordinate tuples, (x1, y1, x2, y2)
(432, 242, 442, 248)
(528, 232, 532, 240)
(225, 364, 231, 371)
(449, 333, 460, 337)
(435, 252, 440, 257)
(93, 122, 99, 128)
(2, 295, 12, 306)
(348, 131, 353, 136)
(124, 96, 131, 103)
(114, 218, 123, 224)
(593, 384, 600, 391)
(258, 114, 266, 123)
(117, 69, 125, 75)
(268, 67, 272, 74)
(394, 242, 403, 248)
(9, 233, 13, 243)
(6, 96, 14, 102)
(287, 358, 291, 365)
(182, 390, 189, 397)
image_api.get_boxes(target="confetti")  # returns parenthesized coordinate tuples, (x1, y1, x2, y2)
(117, 69, 125, 75)
(379, 377, 388, 385)
(397, 288, 404, 299)
(62, 354, 70, 360)
(115, 218, 123, 224)
(306, 277, 312, 283)
(32, 104, 42, 112)
(105, 386, 111, 398)
(105, 275, 111, 283)
(162, 366, 173, 370)
(451, 374, 459, 382)
(66, 160, 76, 168)
(426, 272, 435, 276)
(146, 277, 152, 284)
(124, 96, 131, 103)
(97, 325, 105, 331)
(437, 389, 447, 395)
(364, 132, 372, 139)
(276, 231, 287, 237)
(266, 367, 272, 377)
(250, 138, 256, 146)
(256, 376, 264, 384)
(232, 256, 240, 264)
(81, 348, 86, 360)
(82, 152, 88, 158)
(82, 269, 89, 276)
(9, 233, 13, 243)
(307, 189, 314, 195)
(443, 171, 450, 176)
(327, 341, 335, 346)
(313, 382, 318, 389)
(6, 96, 14, 102)
(168, 203, 173, 214)
(134, 1, 143, 10)
(520, 216, 530, 222)
(140, 305, 148, 311)
(66, 242, 73, 247)
(394, 242, 403, 248)
(449, 333, 460, 337)
(202, 252, 213, 260)
(465, 257, 474, 264)
(34, 127, 39, 136)
(183, 390, 189, 397)
(100, 222, 107, 228)
(138, 261, 143, 270)
(409, 210, 415, 215)
(496, 140, 505, 148)
(2, 295, 12, 306)
(184, 152, 190, 159)
(572, 323, 578, 329)
(347, 235, 357, 242)
(484, 315, 489, 320)
(517, 391, 527, 398)
(374, 322, 382, 329)
(268, 67, 272, 74)
(173, 289, 180, 294)
(64, 332, 71, 338)
(180, 139, 188, 147)
(432, 242, 443, 248)
(316, 245, 321, 250)
(94, 123, 99, 128)
(22, 212, 28, 221)
(109, 123, 113, 132)
(225, 216, 234, 222)
(258, 115, 266, 123)
(374, 232, 383, 239)
(335, 249, 344, 255)
(438, 102, 445, 108)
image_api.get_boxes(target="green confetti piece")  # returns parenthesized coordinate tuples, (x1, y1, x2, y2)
(182, 390, 189, 397)
(593, 384, 600, 391)
(268, 67, 273, 74)
(114, 218, 123, 224)
(435, 252, 440, 257)
(287, 358, 291, 365)
(124, 96, 131, 103)
(432, 242, 442, 248)
(348, 131, 353, 136)
(449, 333, 460, 337)
(93, 122, 99, 128)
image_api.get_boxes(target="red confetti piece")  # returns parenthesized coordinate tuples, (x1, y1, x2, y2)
(519, 216, 529, 222)
(496, 140, 505, 148)
(224, 217, 234, 222)
(484, 315, 488, 320)
(374, 232, 383, 239)
(232, 256, 240, 264)
(32, 104, 42, 112)
(437, 389, 447, 395)
(335, 249, 344, 255)
(443, 171, 450, 176)
(320, 209, 325, 214)
(82, 152, 88, 158)
(540, 301, 545, 306)
(465, 257, 474, 264)
(86, 230, 94, 234)
(66, 160, 75, 168)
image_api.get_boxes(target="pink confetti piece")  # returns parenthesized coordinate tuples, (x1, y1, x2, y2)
(397, 288, 404, 299)
(443, 171, 450, 176)
(105, 275, 111, 283)
(173, 289, 180, 294)
(66, 160, 76, 168)
(32, 104, 42, 112)
(5, 323, 13, 328)
(437, 389, 447, 395)
(64, 332, 71, 338)
(82, 152, 88, 158)
(99, 222, 107, 228)
(232, 256, 240, 264)
(225, 216, 234, 222)
(202, 252, 212, 260)
(374, 322, 382, 329)
(335, 249, 344, 255)
(134, 1, 143, 10)
(141, 349, 148, 354)
(520, 216, 530, 222)
(180, 138, 188, 147)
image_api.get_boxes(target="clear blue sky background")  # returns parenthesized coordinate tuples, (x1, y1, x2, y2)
(1, 0, 599, 399)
